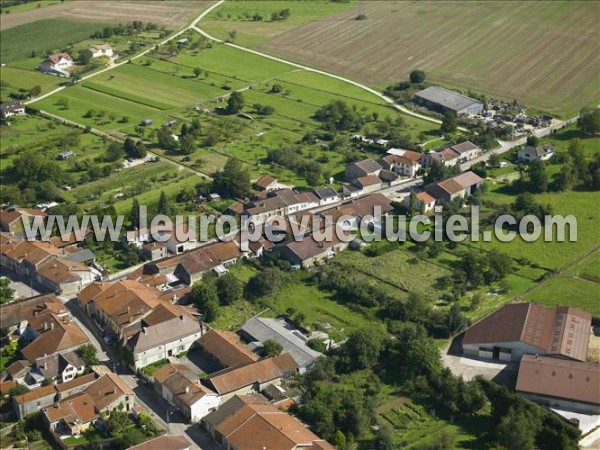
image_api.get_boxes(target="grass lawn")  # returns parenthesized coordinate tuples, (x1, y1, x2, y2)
(524, 275, 600, 316)
(140, 358, 169, 376)
(266, 271, 384, 340)
(82, 62, 228, 110)
(1, 19, 110, 63)
(475, 186, 600, 271)
(34, 85, 164, 130)
(333, 247, 452, 301)
(0, 64, 65, 102)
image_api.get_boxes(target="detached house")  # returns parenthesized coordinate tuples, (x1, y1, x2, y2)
(0, 102, 26, 119)
(38, 52, 73, 77)
(379, 153, 422, 178)
(449, 141, 482, 161)
(90, 44, 114, 59)
(518, 144, 556, 162)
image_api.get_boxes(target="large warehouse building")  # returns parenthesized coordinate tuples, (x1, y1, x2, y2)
(414, 86, 484, 116)
(462, 303, 592, 362)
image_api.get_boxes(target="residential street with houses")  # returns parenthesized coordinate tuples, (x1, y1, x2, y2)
(56, 295, 217, 449)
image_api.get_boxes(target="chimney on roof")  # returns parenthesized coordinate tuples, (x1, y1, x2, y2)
(50, 322, 54, 330)
(180, 315, 185, 321)
(44, 322, 48, 331)
(142, 327, 147, 335)
(184, 386, 190, 394)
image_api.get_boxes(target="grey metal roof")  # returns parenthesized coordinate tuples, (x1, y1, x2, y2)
(415, 86, 483, 112)
(239, 318, 322, 369)
(63, 249, 96, 263)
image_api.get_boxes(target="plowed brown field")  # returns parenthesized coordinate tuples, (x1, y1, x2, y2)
(263, 1, 600, 117)
(0, 0, 215, 30)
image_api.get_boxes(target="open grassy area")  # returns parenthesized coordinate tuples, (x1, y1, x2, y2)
(333, 248, 452, 301)
(233, 1, 600, 117)
(0, 19, 110, 63)
(201, 0, 356, 48)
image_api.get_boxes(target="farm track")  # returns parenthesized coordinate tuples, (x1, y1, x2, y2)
(190, 1, 447, 128)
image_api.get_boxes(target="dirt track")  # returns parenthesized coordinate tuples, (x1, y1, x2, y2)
(0, 0, 215, 30)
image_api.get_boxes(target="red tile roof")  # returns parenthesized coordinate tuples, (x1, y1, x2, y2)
(516, 355, 600, 405)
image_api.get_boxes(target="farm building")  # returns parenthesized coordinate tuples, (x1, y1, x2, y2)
(0, 102, 25, 118)
(462, 303, 592, 362)
(140, 118, 153, 126)
(516, 355, 600, 414)
(254, 175, 278, 192)
(415, 86, 484, 116)
(345, 158, 382, 182)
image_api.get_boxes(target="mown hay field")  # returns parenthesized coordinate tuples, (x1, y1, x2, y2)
(261, 1, 600, 117)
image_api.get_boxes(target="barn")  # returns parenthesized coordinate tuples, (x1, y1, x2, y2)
(415, 86, 484, 116)
(462, 303, 591, 362)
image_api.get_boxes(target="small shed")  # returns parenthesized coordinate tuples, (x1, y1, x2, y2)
(57, 151, 75, 160)
(140, 118, 153, 126)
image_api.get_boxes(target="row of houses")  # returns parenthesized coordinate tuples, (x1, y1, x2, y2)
(0, 230, 97, 296)
(462, 302, 599, 415)
(78, 279, 203, 370)
(149, 320, 334, 449)
(0, 295, 91, 394)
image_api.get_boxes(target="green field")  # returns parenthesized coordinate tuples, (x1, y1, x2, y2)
(201, 0, 356, 48)
(0, 19, 110, 63)
(31, 41, 437, 181)
(0, 65, 65, 102)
